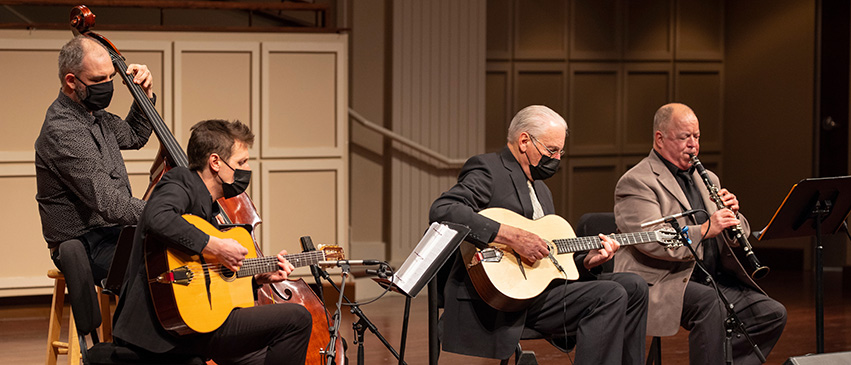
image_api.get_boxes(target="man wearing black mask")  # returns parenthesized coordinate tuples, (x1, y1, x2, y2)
(35, 35, 155, 286)
(112, 119, 312, 364)
(429, 105, 648, 364)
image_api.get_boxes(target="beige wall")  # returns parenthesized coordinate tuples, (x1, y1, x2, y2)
(0, 29, 348, 296)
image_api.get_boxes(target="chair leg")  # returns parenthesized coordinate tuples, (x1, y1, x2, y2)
(45, 272, 65, 365)
(67, 310, 81, 365)
(97, 287, 112, 342)
(645, 336, 662, 365)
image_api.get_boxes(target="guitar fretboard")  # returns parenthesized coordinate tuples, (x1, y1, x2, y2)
(554, 231, 658, 254)
(235, 250, 326, 278)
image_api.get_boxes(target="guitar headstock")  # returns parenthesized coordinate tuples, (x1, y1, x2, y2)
(654, 228, 682, 248)
(318, 244, 345, 264)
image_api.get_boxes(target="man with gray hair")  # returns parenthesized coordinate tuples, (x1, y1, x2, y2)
(35, 35, 155, 286)
(430, 105, 648, 364)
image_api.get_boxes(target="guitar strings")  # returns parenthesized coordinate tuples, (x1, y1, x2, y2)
(166, 251, 327, 278)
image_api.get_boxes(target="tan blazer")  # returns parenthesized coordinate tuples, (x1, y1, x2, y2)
(613, 151, 761, 336)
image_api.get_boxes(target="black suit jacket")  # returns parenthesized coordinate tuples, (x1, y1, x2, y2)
(113, 166, 216, 353)
(429, 147, 589, 359)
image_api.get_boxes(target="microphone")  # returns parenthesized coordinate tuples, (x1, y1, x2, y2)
(640, 209, 699, 228)
(318, 259, 383, 266)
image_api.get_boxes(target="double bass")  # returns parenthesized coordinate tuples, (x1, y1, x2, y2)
(70, 6, 345, 364)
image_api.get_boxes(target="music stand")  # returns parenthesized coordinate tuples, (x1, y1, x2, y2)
(373, 222, 470, 365)
(756, 176, 851, 353)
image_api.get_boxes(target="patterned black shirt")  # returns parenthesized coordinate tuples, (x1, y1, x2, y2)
(35, 91, 154, 247)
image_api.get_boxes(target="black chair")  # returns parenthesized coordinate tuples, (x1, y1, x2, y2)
(575, 212, 661, 365)
(53, 239, 205, 365)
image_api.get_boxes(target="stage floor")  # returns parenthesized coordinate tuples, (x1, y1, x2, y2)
(2, 269, 849, 364)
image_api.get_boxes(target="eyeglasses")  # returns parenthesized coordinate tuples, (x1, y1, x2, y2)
(529, 134, 564, 157)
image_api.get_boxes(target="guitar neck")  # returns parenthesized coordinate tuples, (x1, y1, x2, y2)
(554, 231, 657, 254)
(236, 250, 325, 278)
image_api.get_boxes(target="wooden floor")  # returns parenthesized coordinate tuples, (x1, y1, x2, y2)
(2, 269, 850, 364)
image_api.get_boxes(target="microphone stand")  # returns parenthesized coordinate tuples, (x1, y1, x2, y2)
(313, 262, 407, 365)
(666, 218, 766, 364)
(324, 262, 348, 365)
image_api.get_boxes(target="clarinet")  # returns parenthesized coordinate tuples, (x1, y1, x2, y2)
(689, 154, 770, 280)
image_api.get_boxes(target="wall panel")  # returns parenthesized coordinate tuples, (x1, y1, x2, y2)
(0, 47, 61, 163)
(567, 158, 619, 222)
(486, 0, 512, 60)
(175, 42, 258, 157)
(676, 0, 724, 60)
(568, 64, 620, 155)
(263, 41, 346, 158)
(514, 63, 567, 118)
(570, 0, 622, 60)
(624, 64, 672, 153)
(514, 0, 568, 59)
(676, 63, 723, 152)
(262, 160, 346, 278)
(625, 0, 673, 60)
(486, 62, 512, 153)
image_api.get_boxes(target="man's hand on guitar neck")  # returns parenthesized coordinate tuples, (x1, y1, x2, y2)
(255, 250, 296, 285)
(583, 234, 620, 270)
(203, 236, 249, 272)
(494, 224, 550, 264)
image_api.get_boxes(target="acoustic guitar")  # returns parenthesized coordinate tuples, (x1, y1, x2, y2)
(145, 214, 344, 335)
(461, 208, 678, 312)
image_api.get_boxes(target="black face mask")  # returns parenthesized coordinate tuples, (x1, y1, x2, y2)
(530, 153, 560, 180)
(75, 75, 114, 111)
(219, 159, 251, 199)
(527, 136, 561, 180)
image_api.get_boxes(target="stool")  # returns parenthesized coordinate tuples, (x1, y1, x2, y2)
(45, 269, 112, 365)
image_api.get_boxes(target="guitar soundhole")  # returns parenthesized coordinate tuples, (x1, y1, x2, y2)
(220, 266, 236, 281)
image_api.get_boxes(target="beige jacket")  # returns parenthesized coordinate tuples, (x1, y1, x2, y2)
(613, 151, 761, 336)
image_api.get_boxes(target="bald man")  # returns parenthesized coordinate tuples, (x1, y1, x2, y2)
(36, 35, 155, 285)
(613, 103, 786, 364)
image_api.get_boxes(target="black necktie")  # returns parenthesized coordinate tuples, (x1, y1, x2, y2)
(676, 170, 718, 283)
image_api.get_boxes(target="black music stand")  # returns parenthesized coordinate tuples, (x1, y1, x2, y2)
(374, 222, 469, 365)
(756, 176, 851, 353)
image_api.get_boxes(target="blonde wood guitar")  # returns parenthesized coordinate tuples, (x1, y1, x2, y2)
(145, 214, 343, 335)
(462, 208, 677, 312)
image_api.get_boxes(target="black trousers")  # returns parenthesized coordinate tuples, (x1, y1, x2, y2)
(681, 280, 787, 365)
(524, 272, 649, 365)
(177, 303, 313, 365)
(51, 225, 122, 287)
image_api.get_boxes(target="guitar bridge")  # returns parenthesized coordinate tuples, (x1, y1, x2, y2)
(154, 265, 194, 286)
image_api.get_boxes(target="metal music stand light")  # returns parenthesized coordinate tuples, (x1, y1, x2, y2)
(756, 176, 851, 353)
